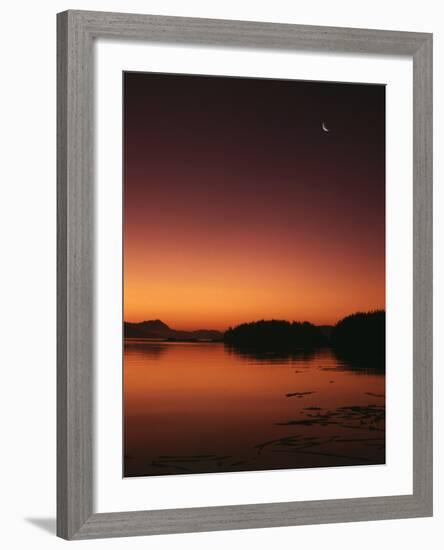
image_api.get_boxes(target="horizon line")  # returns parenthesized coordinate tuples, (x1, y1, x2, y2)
(123, 309, 386, 331)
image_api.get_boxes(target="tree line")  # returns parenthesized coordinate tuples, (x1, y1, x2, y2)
(224, 310, 385, 367)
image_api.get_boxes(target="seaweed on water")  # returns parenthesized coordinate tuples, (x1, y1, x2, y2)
(286, 391, 316, 398)
(276, 404, 385, 430)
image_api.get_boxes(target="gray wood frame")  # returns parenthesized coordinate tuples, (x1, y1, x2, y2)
(57, 9, 433, 540)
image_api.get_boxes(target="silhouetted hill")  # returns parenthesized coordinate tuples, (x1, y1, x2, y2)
(125, 319, 171, 338)
(331, 310, 385, 370)
(124, 320, 223, 341)
(224, 320, 327, 351)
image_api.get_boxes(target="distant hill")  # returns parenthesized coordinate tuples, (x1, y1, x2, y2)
(124, 319, 223, 341)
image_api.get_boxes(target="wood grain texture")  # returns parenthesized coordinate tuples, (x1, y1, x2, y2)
(69, 9, 429, 54)
(57, 10, 433, 540)
(56, 10, 68, 539)
(57, 10, 94, 540)
(412, 35, 433, 512)
(72, 494, 430, 540)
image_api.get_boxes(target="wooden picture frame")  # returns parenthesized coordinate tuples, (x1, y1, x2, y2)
(57, 9, 433, 540)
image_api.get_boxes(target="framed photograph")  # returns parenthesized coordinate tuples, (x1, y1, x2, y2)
(57, 10, 433, 540)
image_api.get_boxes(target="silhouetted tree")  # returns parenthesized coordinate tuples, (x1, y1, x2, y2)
(224, 319, 327, 351)
(331, 310, 385, 370)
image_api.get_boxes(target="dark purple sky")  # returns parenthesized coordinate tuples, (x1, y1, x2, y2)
(124, 72, 385, 329)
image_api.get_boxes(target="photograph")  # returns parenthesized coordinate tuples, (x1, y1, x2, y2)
(123, 71, 386, 478)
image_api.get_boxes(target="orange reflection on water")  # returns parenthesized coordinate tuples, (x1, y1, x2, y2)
(124, 341, 385, 477)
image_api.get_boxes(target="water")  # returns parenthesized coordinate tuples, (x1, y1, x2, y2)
(124, 341, 385, 477)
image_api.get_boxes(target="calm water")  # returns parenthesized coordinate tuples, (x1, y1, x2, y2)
(124, 341, 385, 477)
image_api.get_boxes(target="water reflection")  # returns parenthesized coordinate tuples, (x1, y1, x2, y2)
(224, 343, 318, 364)
(332, 348, 385, 374)
(124, 341, 385, 477)
(124, 339, 169, 358)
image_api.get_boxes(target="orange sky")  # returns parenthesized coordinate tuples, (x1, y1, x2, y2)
(123, 73, 385, 331)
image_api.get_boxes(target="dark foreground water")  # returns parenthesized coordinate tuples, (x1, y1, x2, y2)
(124, 340, 385, 477)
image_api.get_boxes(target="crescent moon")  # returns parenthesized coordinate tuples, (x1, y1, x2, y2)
(321, 121, 330, 133)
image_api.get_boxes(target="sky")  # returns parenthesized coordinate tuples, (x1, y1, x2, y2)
(123, 72, 385, 331)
